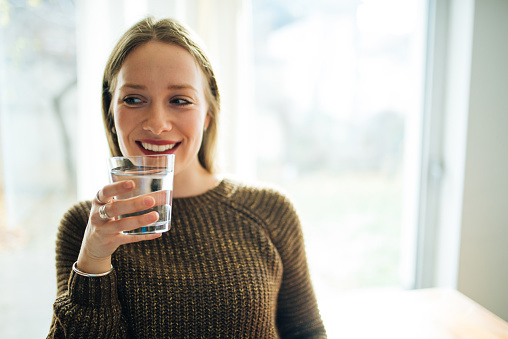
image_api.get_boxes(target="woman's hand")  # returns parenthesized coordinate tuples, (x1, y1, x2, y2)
(76, 180, 162, 274)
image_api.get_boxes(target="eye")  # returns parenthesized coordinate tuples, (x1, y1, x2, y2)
(122, 96, 144, 105)
(171, 98, 192, 106)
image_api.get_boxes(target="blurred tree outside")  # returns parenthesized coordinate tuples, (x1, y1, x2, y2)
(252, 0, 424, 292)
(0, 0, 78, 338)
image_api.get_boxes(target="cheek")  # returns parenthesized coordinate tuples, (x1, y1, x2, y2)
(179, 113, 206, 137)
(113, 110, 136, 149)
(114, 109, 135, 134)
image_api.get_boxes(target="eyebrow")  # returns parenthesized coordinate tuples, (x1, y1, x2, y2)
(121, 83, 145, 90)
(120, 83, 198, 92)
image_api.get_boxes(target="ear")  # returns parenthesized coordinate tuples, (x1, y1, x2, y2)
(204, 113, 211, 130)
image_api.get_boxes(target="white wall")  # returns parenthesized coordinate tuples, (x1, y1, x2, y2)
(421, 0, 508, 322)
(456, 0, 508, 322)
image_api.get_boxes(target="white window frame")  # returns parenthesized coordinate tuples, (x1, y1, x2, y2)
(414, 0, 474, 289)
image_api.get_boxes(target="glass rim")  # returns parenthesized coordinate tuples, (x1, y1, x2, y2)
(109, 154, 175, 160)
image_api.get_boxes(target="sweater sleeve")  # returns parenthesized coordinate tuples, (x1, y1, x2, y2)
(256, 189, 327, 338)
(47, 201, 129, 339)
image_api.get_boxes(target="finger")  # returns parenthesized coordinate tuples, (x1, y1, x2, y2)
(97, 204, 114, 221)
(142, 190, 170, 206)
(113, 211, 159, 233)
(103, 195, 155, 221)
(95, 190, 109, 205)
(100, 180, 135, 204)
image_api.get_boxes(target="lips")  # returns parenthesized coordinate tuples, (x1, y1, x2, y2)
(136, 140, 180, 154)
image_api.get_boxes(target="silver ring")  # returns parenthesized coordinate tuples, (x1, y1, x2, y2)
(96, 190, 107, 205)
(98, 204, 113, 220)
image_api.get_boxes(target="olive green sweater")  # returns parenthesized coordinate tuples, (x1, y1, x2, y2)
(48, 179, 326, 338)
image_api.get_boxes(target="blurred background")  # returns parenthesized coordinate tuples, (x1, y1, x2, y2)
(0, 0, 507, 338)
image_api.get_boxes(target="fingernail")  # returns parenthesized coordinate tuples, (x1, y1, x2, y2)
(148, 212, 159, 221)
(124, 181, 134, 188)
(143, 197, 154, 206)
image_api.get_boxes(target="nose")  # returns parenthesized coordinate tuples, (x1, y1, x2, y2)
(142, 102, 172, 135)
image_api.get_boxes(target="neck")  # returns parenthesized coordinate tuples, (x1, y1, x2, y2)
(173, 164, 219, 198)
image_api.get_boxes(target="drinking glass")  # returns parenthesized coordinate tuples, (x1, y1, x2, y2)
(107, 154, 175, 235)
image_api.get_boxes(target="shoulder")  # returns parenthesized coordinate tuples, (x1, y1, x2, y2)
(220, 177, 300, 229)
(221, 177, 293, 205)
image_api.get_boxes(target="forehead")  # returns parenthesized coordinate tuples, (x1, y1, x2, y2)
(115, 41, 204, 89)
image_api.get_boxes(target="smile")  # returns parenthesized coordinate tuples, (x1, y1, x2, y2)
(139, 142, 179, 152)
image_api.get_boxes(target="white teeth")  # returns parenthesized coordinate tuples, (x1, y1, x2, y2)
(141, 142, 176, 152)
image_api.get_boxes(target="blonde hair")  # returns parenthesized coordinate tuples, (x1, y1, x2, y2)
(101, 17, 220, 173)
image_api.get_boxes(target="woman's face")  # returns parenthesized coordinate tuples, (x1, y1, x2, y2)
(111, 41, 210, 179)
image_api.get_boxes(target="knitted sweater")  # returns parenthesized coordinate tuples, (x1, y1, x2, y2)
(48, 179, 327, 338)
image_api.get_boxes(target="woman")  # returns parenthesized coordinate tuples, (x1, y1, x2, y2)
(48, 17, 326, 338)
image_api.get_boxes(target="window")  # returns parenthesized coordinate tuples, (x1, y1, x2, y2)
(0, 1, 77, 337)
(0, 0, 429, 337)
(251, 0, 428, 334)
